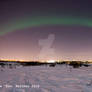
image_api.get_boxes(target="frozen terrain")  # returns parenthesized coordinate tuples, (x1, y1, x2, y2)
(0, 65, 92, 92)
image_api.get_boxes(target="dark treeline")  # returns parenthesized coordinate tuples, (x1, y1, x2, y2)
(0, 60, 91, 69)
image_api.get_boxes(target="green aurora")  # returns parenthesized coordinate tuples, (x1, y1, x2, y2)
(1, 16, 92, 36)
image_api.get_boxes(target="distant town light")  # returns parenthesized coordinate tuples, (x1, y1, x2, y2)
(47, 60, 56, 63)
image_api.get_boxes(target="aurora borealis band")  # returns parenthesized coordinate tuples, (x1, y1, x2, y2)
(0, 0, 92, 61)
(1, 16, 92, 36)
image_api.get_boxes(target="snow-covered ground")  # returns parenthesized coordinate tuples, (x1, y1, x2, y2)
(0, 65, 92, 92)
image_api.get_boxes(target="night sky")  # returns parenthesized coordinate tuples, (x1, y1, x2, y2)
(0, 0, 92, 61)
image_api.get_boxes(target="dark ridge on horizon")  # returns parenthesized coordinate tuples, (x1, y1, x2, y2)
(0, 60, 91, 69)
